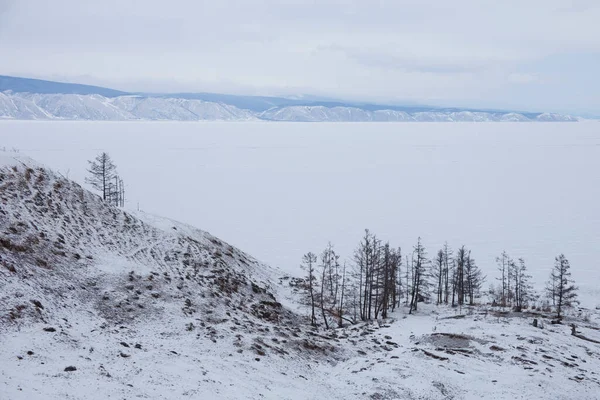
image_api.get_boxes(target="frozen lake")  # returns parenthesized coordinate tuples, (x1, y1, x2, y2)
(1, 121, 599, 306)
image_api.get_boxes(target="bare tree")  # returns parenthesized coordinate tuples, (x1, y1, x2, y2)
(354, 229, 376, 320)
(392, 246, 403, 311)
(86, 152, 117, 201)
(318, 243, 340, 329)
(319, 263, 329, 329)
(405, 254, 411, 306)
(455, 246, 467, 306)
(337, 262, 347, 327)
(107, 175, 126, 207)
(513, 258, 534, 310)
(450, 257, 458, 306)
(409, 237, 428, 314)
(376, 242, 399, 318)
(507, 257, 515, 307)
(434, 249, 444, 305)
(442, 242, 453, 304)
(496, 251, 510, 307)
(547, 254, 578, 318)
(300, 252, 318, 326)
(464, 251, 485, 305)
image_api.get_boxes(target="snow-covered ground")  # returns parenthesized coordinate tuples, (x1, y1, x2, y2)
(1, 121, 598, 307)
(4, 301, 599, 400)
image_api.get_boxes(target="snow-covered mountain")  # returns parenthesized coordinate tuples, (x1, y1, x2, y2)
(261, 106, 577, 122)
(0, 91, 578, 122)
(0, 92, 257, 121)
(2, 151, 600, 399)
(0, 76, 579, 121)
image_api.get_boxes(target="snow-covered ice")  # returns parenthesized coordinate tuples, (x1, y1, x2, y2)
(0, 120, 599, 307)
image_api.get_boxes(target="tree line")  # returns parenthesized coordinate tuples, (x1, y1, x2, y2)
(298, 229, 578, 328)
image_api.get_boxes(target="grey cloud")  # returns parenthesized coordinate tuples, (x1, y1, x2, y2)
(319, 45, 491, 74)
(555, 0, 599, 12)
(0, 0, 12, 13)
(0, 0, 599, 112)
(0, 0, 14, 40)
(0, 0, 14, 24)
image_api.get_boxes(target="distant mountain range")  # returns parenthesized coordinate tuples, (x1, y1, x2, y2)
(0, 75, 578, 122)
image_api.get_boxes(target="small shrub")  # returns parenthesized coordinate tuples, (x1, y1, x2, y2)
(582, 313, 591, 323)
(30, 300, 44, 309)
(36, 258, 49, 268)
(9, 304, 27, 320)
(0, 238, 29, 253)
(251, 282, 265, 294)
(2, 262, 17, 273)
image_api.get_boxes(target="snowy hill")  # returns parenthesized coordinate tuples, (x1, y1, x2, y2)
(0, 152, 337, 398)
(1, 152, 599, 399)
(0, 91, 578, 122)
(0, 92, 257, 121)
(0, 75, 579, 122)
(261, 107, 578, 122)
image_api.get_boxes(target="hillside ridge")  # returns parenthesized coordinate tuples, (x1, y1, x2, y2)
(0, 75, 578, 122)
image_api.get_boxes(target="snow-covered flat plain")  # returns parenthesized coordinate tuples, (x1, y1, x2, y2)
(1, 121, 599, 305)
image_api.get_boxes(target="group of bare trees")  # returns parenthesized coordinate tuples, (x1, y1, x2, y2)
(300, 231, 404, 328)
(299, 232, 580, 327)
(492, 251, 535, 310)
(299, 231, 488, 326)
(430, 244, 486, 310)
(86, 152, 125, 207)
(351, 230, 403, 321)
(489, 251, 578, 318)
(300, 243, 348, 328)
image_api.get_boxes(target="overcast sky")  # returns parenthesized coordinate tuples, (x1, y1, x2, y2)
(0, 0, 599, 113)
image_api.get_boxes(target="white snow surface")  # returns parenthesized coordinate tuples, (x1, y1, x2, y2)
(1, 151, 600, 399)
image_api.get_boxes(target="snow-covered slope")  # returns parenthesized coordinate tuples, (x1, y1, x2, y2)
(0, 91, 578, 122)
(0, 152, 343, 398)
(0, 152, 296, 330)
(1, 152, 599, 399)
